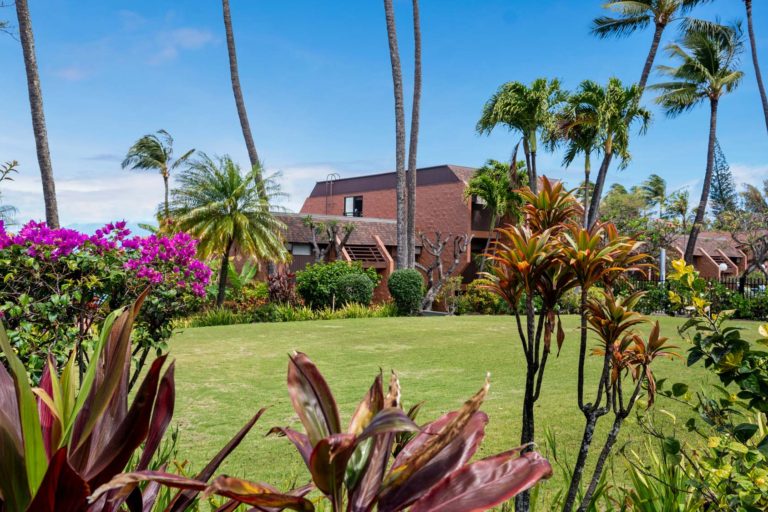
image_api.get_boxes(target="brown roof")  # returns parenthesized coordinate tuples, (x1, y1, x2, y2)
(307, 164, 476, 198)
(276, 213, 410, 247)
(672, 232, 745, 258)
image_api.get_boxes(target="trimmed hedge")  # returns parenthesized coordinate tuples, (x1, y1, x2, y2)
(388, 269, 424, 316)
(296, 261, 379, 309)
(336, 273, 375, 306)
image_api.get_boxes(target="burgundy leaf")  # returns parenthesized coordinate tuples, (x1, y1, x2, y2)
(0, 424, 30, 511)
(137, 362, 175, 470)
(27, 447, 90, 512)
(267, 427, 312, 468)
(378, 412, 488, 511)
(37, 357, 56, 460)
(408, 450, 553, 512)
(308, 433, 357, 497)
(205, 476, 314, 511)
(287, 352, 341, 446)
(168, 408, 267, 512)
(348, 432, 394, 512)
(250, 483, 314, 512)
(0, 361, 21, 449)
(89, 470, 208, 503)
(79, 355, 167, 489)
(357, 408, 420, 442)
(348, 374, 384, 435)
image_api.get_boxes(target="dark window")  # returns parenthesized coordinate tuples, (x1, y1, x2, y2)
(344, 196, 363, 217)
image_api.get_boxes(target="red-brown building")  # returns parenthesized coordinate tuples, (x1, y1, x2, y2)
(274, 165, 493, 294)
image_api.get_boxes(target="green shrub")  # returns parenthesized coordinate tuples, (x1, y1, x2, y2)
(187, 308, 251, 328)
(296, 261, 378, 309)
(387, 269, 424, 315)
(336, 273, 375, 306)
(457, 278, 508, 315)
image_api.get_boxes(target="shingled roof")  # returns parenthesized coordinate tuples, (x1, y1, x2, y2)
(672, 232, 745, 258)
(307, 164, 476, 198)
(276, 213, 409, 247)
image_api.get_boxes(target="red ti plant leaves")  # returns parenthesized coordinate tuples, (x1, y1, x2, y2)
(0, 423, 30, 511)
(348, 373, 384, 436)
(205, 476, 314, 511)
(136, 361, 175, 471)
(167, 407, 268, 512)
(377, 411, 488, 511)
(287, 352, 342, 446)
(26, 447, 90, 512)
(408, 449, 553, 512)
(267, 427, 312, 467)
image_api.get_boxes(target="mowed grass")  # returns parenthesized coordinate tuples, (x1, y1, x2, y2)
(167, 314, 760, 499)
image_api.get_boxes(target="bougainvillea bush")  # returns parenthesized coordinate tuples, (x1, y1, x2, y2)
(0, 220, 210, 380)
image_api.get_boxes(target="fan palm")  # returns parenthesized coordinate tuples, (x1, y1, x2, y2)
(566, 78, 651, 228)
(464, 160, 524, 272)
(592, 0, 713, 92)
(169, 154, 287, 306)
(122, 130, 195, 219)
(743, 0, 768, 133)
(640, 173, 667, 216)
(651, 23, 744, 262)
(477, 78, 565, 193)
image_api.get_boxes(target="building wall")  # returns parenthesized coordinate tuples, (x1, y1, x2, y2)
(301, 182, 475, 280)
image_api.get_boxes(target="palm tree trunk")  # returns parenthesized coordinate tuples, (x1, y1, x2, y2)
(163, 173, 170, 219)
(383, 0, 408, 269)
(16, 0, 59, 228)
(587, 148, 613, 228)
(406, 0, 422, 269)
(583, 152, 591, 228)
(745, 0, 768, 133)
(638, 23, 665, 93)
(478, 213, 497, 274)
(685, 99, 719, 263)
(217, 238, 235, 307)
(222, 0, 263, 188)
(523, 138, 533, 189)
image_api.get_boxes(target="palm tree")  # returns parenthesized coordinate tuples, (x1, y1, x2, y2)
(741, 180, 768, 214)
(0, 161, 19, 225)
(406, 0, 422, 269)
(550, 96, 601, 227)
(743, 0, 768, 133)
(640, 173, 667, 216)
(383, 0, 407, 269)
(667, 189, 691, 228)
(169, 154, 287, 306)
(221, 0, 266, 194)
(592, 0, 712, 92)
(477, 78, 564, 194)
(122, 130, 195, 219)
(15, 0, 59, 227)
(566, 78, 650, 228)
(463, 160, 523, 272)
(652, 23, 744, 263)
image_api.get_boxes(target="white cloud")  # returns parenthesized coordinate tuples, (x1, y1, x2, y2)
(731, 163, 768, 189)
(53, 66, 89, 82)
(149, 28, 215, 65)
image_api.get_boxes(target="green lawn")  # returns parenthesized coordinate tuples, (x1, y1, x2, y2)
(167, 314, 760, 501)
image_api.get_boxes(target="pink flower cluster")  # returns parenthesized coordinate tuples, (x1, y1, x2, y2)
(123, 231, 211, 296)
(0, 220, 211, 297)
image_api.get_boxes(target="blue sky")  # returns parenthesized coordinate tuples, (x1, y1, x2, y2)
(0, 0, 766, 227)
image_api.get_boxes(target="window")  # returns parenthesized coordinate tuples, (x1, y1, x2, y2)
(344, 196, 363, 217)
(291, 243, 312, 256)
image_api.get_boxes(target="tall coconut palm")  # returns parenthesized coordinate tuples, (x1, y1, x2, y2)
(743, 0, 768, 132)
(406, 0, 421, 269)
(15, 0, 59, 227)
(592, 0, 713, 92)
(383, 0, 407, 269)
(652, 23, 744, 262)
(122, 130, 195, 219)
(566, 78, 651, 228)
(463, 160, 523, 272)
(640, 173, 667, 216)
(169, 154, 287, 306)
(221, 0, 266, 194)
(477, 78, 564, 193)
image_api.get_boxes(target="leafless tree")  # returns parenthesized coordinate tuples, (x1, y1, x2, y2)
(304, 216, 355, 263)
(415, 232, 471, 311)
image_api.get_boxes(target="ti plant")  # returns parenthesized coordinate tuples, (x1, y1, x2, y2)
(98, 352, 553, 511)
(0, 291, 176, 512)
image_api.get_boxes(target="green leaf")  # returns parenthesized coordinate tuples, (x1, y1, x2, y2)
(662, 437, 680, 455)
(672, 383, 688, 397)
(733, 423, 759, 443)
(0, 324, 47, 496)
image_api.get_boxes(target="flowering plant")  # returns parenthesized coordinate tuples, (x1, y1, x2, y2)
(0, 220, 211, 381)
